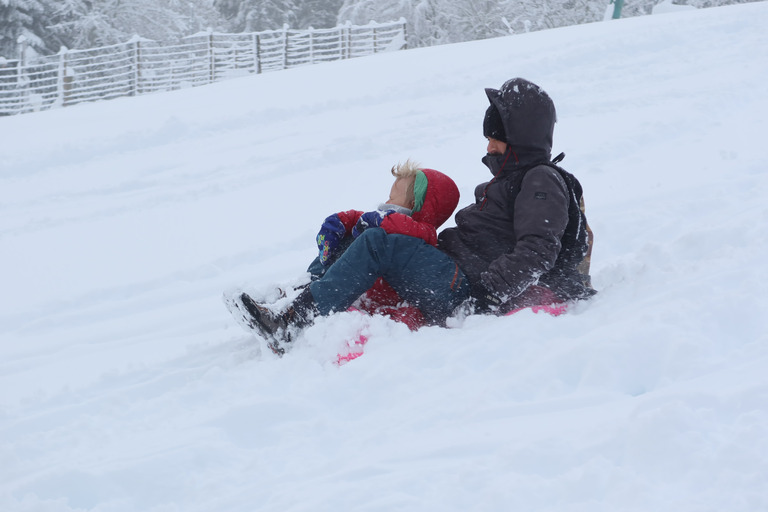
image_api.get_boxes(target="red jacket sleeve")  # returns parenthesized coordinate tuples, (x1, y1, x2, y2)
(380, 213, 438, 246)
(336, 209, 364, 234)
(335, 210, 437, 246)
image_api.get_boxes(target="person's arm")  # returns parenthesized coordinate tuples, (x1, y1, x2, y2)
(482, 167, 569, 300)
(380, 213, 438, 246)
(336, 209, 365, 234)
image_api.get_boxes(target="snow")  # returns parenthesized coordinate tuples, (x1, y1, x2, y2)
(2, 3, 768, 511)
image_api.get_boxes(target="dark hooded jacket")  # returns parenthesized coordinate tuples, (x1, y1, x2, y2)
(438, 78, 593, 306)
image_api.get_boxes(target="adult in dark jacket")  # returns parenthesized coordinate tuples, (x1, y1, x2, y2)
(439, 77, 594, 311)
(237, 78, 594, 351)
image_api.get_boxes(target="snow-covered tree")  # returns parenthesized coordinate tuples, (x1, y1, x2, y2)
(0, 0, 64, 57)
(337, 0, 607, 47)
(295, 0, 344, 28)
(215, 0, 299, 32)
(337, 0, 446, 47)
(165, 0, 221, 33)
(47, 0, 221, 49)
(441, 0, 509, 41)
(495, 0, 605, 34)
(681, 0, 756, 6)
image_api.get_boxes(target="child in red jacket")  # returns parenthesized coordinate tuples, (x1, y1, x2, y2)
(226, 161, 464, 353)
(310, 160, 459, 329)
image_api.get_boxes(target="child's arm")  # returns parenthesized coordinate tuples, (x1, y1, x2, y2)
(380, 213, 438, 246)
(336, 209, 365, 234)
(342, 209, 438, 246)
(316, 209, 364, 265)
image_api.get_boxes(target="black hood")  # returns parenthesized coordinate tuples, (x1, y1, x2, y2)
(485, 78, 556, 161)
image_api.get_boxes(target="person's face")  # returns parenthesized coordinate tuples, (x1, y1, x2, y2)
(386, 178, 413, 209)
(486, 137, 507, 156)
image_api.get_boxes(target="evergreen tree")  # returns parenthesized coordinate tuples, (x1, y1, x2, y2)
(47, 0, 221, 50)
(495, 0, 605, 34)
(442, 0, 509, 41)
(214, 0, 298, 32)
(337, 0, 607, 47)
(295, 0, 344, 28)
(337, 0, 445, 47)
(0, 0, 63, 57)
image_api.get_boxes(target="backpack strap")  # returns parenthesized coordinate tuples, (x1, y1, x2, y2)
(500, 155, 595, 297)
(540, 158, 594, 293)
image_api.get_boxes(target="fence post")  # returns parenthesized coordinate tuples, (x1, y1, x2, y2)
(131, 37, 141, 96)
(372, 22, 378, 53)
(343, 21, 351, 59)
(309, 27, 314, 65)
(253, 33, 262, 74)
(56, 46, 69, 106)
(207, 28, 215, 83)
(17, 36, 26, 70)
(282, 24, 289, 69)
(15, 35, 28, 113)
(401, 18, 408, 50)
(16, 35, 27, 84)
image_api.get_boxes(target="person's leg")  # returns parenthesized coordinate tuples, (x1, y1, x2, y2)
(309, 228, 469, 324)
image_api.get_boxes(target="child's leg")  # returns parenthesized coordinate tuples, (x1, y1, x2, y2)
(309, 228, 469, 323)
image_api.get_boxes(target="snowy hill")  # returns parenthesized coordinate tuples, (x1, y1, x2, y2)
(2, 3, 767, 511)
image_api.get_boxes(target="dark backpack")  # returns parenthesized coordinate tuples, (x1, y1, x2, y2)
(508, 153, 595, 298)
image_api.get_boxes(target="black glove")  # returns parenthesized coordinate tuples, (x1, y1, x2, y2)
(474, 271, 506, 313)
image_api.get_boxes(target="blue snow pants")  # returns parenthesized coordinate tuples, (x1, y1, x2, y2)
(307, 228, 470, 325)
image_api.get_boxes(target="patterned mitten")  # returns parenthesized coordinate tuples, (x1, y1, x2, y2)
(316, 214, 347, 265)
(352, 210, 394, 238)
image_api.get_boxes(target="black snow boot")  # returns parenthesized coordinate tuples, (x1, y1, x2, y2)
(239, 286, 318, 354)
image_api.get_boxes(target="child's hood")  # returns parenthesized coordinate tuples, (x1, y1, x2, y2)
(411, 168, 460, 229)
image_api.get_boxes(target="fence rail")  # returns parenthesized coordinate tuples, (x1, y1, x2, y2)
(0, 19, 406, 116)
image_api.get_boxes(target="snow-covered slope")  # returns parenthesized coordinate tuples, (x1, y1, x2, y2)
(2, 3, 767, 511)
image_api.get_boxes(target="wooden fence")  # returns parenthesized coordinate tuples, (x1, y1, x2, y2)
(0, 19, 407, 116)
